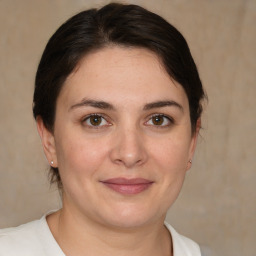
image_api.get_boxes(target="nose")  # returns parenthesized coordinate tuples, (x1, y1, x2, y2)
(109, 126, 148, 168)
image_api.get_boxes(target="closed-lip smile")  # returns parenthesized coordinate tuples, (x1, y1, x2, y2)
(100, 178, 154, 195)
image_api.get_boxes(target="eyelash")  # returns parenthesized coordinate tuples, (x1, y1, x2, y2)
(82, 113, 174, 128)
(145, 114, 174, 128)
(82, 114, 111, 128)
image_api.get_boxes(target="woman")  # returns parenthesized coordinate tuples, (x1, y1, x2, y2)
(0, 3, 205, 256)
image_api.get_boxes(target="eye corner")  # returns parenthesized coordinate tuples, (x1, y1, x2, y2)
(82, 113, 112, 128)
(144, 113, 174, 128)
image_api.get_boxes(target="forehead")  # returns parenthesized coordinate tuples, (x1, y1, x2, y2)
(58, 46, 188, 109)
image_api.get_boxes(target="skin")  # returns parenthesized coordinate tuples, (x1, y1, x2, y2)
(37, 46, 200, 256)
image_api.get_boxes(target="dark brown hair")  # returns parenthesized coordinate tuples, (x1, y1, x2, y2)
(33, 3, 206, 188)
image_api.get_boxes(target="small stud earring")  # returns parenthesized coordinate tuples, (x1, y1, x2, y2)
(189, 159, 192, 163)
(50, 161, 54, 165)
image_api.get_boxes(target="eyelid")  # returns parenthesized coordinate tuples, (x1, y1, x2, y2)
(82, 113, 112, 128)
(145, 113, 174, 127)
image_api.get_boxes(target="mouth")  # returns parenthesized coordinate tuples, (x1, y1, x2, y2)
(100, 178, 154, 195)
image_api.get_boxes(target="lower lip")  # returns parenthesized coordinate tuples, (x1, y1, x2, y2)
(102, 183, 153, 195)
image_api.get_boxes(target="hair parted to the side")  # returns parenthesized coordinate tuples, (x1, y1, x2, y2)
(33, 3, 206, 188)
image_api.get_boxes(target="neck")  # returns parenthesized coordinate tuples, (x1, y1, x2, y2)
(47, 207, 172, 256)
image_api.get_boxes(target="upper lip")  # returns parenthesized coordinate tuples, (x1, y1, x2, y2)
(100, 178, 154, 185)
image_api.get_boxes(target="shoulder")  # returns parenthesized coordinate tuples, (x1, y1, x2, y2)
(164, 222, 201, 256)
(0, 213, 64, 256)
(0, 219, 44, 255)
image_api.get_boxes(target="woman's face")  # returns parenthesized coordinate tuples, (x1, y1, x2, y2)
(40, 47, 199, 228)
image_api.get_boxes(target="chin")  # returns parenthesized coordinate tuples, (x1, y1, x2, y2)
(105, 216, 152, 229)
(98, 204, 163, 229)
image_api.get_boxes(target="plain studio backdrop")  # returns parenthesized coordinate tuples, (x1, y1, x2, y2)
(0, 1, 255, 256)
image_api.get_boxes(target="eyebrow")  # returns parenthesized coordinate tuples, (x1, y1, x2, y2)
(69, 98, 183, 112)
(143, 100, 183, 112)
(69, 98, 115, 111)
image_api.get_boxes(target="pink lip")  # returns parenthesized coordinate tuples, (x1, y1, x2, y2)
(100, 178, 154, 195)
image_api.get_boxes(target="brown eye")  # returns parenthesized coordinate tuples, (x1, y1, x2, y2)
(145, 114, 173, 127)
(89, 115, 102, 126)
(152, 115, 164, 125)
(84, 114, 109, 127)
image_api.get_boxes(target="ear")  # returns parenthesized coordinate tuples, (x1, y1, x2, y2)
(36, 117, 58, 168)
(186, 118, 201, 171)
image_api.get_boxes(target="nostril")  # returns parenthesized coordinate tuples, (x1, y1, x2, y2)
(110, 145, 148, 168)
(113, 156, 144, 168)
(109, 130, 148, 168)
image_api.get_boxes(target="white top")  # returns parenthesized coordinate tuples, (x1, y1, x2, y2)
(0, 214, 201, 256)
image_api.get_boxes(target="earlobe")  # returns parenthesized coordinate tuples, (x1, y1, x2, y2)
(36, 117, 58, 167)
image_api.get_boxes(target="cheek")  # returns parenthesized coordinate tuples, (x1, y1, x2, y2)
(152, 136, 191, 170)
(143, 137, 191, 213)
(55, 134, 109, 178)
